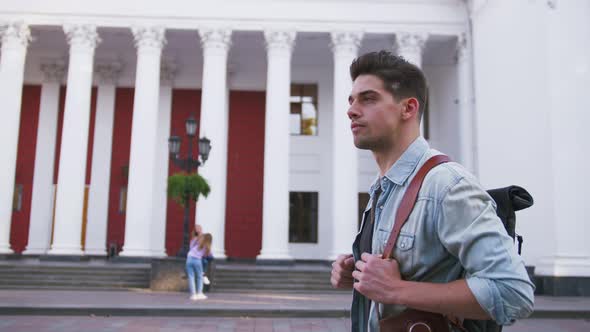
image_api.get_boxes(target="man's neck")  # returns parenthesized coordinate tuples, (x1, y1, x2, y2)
(373, 131, 420, 177)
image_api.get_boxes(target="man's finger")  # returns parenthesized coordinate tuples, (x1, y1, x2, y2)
(360, 252, 377, 262)
(355, 259, 366, 272)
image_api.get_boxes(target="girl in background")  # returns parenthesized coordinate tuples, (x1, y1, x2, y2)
(186, 228, 212, 300)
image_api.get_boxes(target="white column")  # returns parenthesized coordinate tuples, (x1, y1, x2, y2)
(151, 60, 176, 257)
(48, 25, 99, 256)
(0, 22, 30, 254)
(196, 28, 232, 259)
(120, 26, 165, 257)
(536, 0, 590, 278)
(23, 59, 66, 255)
(395, 32, 428, 135)
(329, 32, 363, 259)
(456, 33, 476, 173)
(83, 61, 121, 256)
(257, 31, 295, 261)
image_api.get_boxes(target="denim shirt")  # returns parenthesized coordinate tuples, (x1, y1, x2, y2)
(351, 137, 535, 332)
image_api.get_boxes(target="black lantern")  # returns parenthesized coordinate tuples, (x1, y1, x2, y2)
(198, 136, 211, 163)
(185, 115, 197, 137)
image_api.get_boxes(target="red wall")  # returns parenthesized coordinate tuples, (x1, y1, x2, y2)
(225, 91, 266, 258)
(11, 85, 97, 252)
(165, 89, 202, 255)
(105, 88, 135, 252)
(10, 85, 41, 253)
(10, 85, 266, 258)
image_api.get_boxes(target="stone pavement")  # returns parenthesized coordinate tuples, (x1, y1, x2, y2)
(1, 316, 590, 332)
(1, 289, 590, 319)
(1, 290, 590, 332)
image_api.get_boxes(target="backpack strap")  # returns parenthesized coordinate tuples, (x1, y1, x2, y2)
(381, 154, 451, 259)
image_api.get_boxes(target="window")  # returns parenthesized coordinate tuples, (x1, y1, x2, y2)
(290, 84, 318, 136)
(119, 186, 127, 214)
(289, 192, 318, 243)
(358, 193, 370, 230)
(13, 184, 23, 212)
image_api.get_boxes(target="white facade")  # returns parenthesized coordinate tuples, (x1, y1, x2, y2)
(0, 0, 588, 278)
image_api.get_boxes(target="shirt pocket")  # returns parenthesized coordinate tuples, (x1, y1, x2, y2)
(377, 229, 416, 276)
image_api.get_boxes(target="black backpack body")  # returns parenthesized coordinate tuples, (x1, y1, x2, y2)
(462, 185, 534, 332)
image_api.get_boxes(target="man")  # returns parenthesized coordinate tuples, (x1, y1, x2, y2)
(330, 51, 534, 331)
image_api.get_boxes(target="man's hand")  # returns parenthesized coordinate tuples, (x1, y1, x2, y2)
(331, 254, 355, 289)
(352, 252, 403, 303)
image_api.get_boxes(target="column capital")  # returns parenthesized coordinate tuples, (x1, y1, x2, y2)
(94, 60, 123, 85)
(64, 25, 100, 49)
(1, 21, 31, 47)
(264, 30, 296, 53)
(330, 32, 363, 56)
(199, 28, 232, 53)
(131, 26, 166, 50)
(395, 32, 428, 55)
(40, 58, 67, 83)
(160, 60, 177, 86)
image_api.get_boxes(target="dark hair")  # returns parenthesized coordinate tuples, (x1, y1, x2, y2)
(349, 50, 428, 119)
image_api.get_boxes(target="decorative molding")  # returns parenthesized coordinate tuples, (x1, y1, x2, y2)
(466, 0, 489, 17)
(160, 60, 177, 85)
(395, 32, 428, 55)
(455, 32, 469, 63)
(199, 28, 232, 53)
(40, 59, 67, 83)
(0, 21, 31, 47)
(94, 60, 123, 85)
(131, 26, 166, 50)
(330, 32, 363, 55)
(63, 25, 100, 49)
(264, 30, 296, 53)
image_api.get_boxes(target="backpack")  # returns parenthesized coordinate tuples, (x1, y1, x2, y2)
(462, 185, 534, 332)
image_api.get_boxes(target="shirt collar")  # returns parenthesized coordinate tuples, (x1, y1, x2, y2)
(369, 137, 429, 193)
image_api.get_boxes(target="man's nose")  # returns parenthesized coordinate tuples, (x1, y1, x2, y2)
(347, 104, 359, 120)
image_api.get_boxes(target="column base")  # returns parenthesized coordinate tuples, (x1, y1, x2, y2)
(119, 247, 158, 258)
(22, 247, 49, 255)
(0, 245, 14, 254)
(47, 245, 83, 256)
(257, 251, 293, 262)
(148, 249, 168, 258)
(83, 248, 107, 256)
(535, 255, 590, 277)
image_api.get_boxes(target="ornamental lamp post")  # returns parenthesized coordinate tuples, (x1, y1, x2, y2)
(168, 115, 212, 257)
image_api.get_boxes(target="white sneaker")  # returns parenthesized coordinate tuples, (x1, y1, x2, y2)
(203, 275, 210, 285)
(190, 294, 199, 301)
(194, 293, 207, 300)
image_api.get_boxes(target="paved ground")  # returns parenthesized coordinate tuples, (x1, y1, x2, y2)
(1, 289, 590, 318)
(1, 316, 590, 332)
(1, 289, 590, 331)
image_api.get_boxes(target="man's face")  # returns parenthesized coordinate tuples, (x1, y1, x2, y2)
(347, 74, 404, 151)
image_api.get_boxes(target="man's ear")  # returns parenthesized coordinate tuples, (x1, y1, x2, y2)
(401, 97, 419, 120)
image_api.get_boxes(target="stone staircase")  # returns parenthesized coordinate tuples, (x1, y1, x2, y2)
(0, 260, 151, 290)
(0, 258, 346, 293)
(209, 261, 347, 293)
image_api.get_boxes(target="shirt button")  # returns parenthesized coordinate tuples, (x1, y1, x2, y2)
(379, 205, 384, 209)
(400, 243, 406, 248)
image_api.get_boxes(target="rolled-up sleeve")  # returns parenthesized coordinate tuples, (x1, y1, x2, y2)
(436, 176, 535, 325)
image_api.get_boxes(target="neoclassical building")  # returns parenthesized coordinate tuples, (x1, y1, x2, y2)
(1, 0, 588, 283)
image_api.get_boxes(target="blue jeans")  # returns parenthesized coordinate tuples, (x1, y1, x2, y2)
(185, 256, 203, 295)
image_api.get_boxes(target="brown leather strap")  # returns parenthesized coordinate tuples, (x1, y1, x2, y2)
(381, 154, 451, 259)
